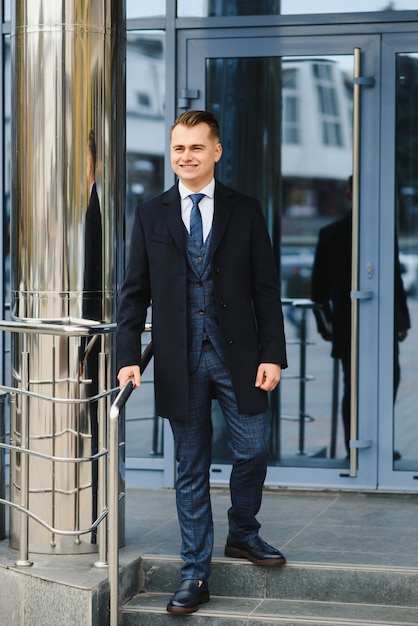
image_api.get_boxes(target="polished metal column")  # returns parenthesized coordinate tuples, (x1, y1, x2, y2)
(9, 1, 125, 553)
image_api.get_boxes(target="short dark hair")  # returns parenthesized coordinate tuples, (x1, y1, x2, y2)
(170, 110, 220, 141)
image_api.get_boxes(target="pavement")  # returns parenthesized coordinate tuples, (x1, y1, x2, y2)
(120, 486, 418, 571)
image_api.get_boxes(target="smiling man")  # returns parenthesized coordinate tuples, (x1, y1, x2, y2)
(117, 110, 288, 614)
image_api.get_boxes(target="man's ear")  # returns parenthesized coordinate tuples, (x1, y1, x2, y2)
(214, 142, 223, 162)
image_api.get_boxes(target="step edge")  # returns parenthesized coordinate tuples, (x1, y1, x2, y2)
(139, 554, 418, 575)
(121, 593, 418, 626)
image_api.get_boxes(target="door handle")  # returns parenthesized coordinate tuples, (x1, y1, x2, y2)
(350, 47, 361, 478)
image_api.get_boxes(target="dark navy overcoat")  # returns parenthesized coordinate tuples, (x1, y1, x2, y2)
(117, 180, 287, 421)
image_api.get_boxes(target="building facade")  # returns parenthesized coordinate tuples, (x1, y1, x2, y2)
(2, 1, 418, 493)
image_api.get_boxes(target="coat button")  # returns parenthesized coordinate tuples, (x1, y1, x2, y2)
(227, 338, 233, 345)
(214, 266, 220, 273)
(220, 301, 227, 308)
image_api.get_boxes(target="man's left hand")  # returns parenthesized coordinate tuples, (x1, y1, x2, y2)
(255, 363, 281, 391)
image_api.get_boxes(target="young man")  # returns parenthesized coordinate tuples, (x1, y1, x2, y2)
(117, 110, 287, 614)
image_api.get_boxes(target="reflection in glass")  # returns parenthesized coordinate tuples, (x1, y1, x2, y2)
(4, 1, 10, 22)
(393, 52, 418, 469)
(178, 0, 280, 17)
(3, 36, 11, 392)
(125, 32, 165, 461)
(207, 54, 354, 467)
(127, 0, 165, 19)
(178, 0, 417, 17)
(281, 0, 418, 13)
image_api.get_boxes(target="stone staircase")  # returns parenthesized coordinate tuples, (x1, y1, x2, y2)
(119, 554, 418, 625)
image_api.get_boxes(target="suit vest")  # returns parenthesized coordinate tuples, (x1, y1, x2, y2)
(185, 229, 227, 373)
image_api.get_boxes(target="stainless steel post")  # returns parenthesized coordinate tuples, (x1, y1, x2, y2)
(15, 351, 32, 566)
(95, 348, 107, 567)
(9, 0, 126, 554)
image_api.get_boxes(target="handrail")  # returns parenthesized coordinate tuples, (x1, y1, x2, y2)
(108, 341, 153, 626)
(0, 318, 116, 336)
(108, 382, 134, 626)
(0, 319, 152, 337)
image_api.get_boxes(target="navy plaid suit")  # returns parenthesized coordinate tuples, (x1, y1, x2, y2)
(170, 229, 272, 580)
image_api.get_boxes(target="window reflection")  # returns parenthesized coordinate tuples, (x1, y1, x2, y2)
(127, 0, 165, 18)
(178, 0, 417, 17)
(281, 0, 418, 13)
(125, 31, 165, 461)
(393, 52, 418, 468)
(126, 32, 165, 256)
(4, 37, 10, 306)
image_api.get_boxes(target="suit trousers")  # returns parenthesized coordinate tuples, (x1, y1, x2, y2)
(169, 340, 271, 581)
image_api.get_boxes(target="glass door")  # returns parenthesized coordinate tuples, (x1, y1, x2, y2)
(378, 34, 418, 491)
(178, 30, 382, 489)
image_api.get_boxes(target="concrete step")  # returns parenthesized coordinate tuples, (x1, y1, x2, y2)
(119, 555, 418, 625)
(120, 594, 418, 625)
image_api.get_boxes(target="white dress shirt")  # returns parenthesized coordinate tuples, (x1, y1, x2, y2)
(179, 179, 215, 243)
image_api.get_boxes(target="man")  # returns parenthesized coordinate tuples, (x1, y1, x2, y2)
(311, 176, 410, 456)
(117, 110, 288, 614)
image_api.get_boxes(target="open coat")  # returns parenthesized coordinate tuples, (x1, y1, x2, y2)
(117, 180, 287, 421)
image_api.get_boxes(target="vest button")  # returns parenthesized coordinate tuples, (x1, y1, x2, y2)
(197, 281, 203, 287)
(199, 309, 205, 315)
(197, 255, 203, 261)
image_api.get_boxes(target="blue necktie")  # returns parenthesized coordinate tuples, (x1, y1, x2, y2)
(189, 193, 205, 248)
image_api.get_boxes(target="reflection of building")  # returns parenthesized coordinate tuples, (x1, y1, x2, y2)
(281, 58, 353, 238)
(126, 34, 165, 245)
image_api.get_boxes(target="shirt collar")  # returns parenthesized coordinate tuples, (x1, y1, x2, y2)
(179, 179, 215, 200)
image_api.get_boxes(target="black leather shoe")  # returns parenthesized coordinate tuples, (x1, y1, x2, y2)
(166, 579, 210, 614)
(225, 536, 286, 566)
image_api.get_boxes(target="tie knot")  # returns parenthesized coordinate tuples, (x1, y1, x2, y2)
(189, 193, 205, 206)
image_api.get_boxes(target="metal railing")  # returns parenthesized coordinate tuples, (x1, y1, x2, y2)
(0, 319, 117, 564)
(0, 318, 152, 625)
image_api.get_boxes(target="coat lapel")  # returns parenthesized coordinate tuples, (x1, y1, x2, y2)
(210, 180, 234, 254)
(161, 185, 186, 252)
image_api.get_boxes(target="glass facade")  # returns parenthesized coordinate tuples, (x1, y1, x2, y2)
(393, 52, 418, 469)
(125, 31, 165, 460)
(1, 2, 418, 490)
(127, 1, 166, 18)
(178, 0, 418, 17)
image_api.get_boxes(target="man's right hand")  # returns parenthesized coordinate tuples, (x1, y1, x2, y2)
(117, 365, 141, 389)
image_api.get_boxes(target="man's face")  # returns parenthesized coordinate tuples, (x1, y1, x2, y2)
(170, 122, 222, 191)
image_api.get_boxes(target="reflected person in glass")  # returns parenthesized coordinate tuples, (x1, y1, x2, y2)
(116, 110, 288, 614)
(311, 175, 410, 459)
